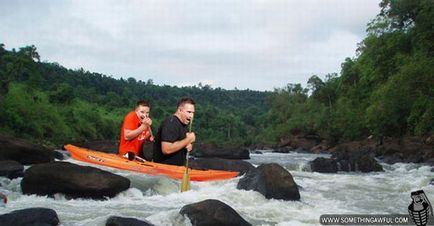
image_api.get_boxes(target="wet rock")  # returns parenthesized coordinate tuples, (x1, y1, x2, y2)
(310, 157, 338, 173)
(180, 199, 251, 226)
(278, 134, 321, 152)
(426, 158, 434, 166)
(106, 216, 154, 226)
(190, 158, 255, 175)
(374, 136, 434, 164)
(0, 134, 54, 165)
(192, 143, 250, 159)
(0, 160, 24, 179)
(0, 207, 59, 226)
(430, 179, 434, 186)
(248, 143, 273, 151)
(237, 163, 300, 201)
(53, 150, 66, 160)
(21, 162, 130, 199)
(272, 146, 293, 153)
(331, 143, 383, 172)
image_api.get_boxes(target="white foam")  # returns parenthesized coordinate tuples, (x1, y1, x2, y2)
(0, 153, 432, 225)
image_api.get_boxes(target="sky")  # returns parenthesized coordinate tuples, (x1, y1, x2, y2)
(0, 0, 381, 91)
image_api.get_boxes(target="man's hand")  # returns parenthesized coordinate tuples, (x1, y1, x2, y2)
(141, 117, 152, 126)
(186, 143, 193, 152)
(186, 132, 195, 143)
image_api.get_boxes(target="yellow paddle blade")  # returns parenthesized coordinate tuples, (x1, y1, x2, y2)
(180, 167, 190, 192)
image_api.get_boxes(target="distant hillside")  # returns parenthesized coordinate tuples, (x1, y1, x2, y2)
(0, 44, 271, 145)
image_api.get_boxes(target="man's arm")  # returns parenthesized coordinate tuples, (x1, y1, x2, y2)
(124, 124, 147, 140)
(161, 132, 195, 154)
(124, 117, 152, 140)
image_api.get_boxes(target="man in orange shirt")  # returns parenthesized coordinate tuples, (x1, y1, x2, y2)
(119, 100, 154, 160)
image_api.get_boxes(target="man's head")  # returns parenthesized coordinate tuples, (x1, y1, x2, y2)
(135, 100, 150, 119)
(176, 97, 195, 125)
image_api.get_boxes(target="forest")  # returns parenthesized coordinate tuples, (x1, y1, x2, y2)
(0, 0, 432, 147)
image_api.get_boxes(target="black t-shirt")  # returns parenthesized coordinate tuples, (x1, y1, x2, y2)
(153, 115, 188, 166)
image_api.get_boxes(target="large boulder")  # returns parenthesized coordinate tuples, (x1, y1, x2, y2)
(192, 143, 250, 159)
(0, 160, 24, 179)
(278, 133, 321, 152)
(0, 207, 59, 226)
(189, 158, 255, 175)
(237, 163, 300, 201)
(309, 157, 338, 173)
(180, 199, 251, 226)
(0, 134, 54, 164)
(331, 143, 383, 172)
(21, 162, 130, 199)
(375, 136, 434, 164)
(106, 216, 154, 226)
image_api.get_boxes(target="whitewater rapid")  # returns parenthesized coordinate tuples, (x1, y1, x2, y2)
(0, 152, 433, 225)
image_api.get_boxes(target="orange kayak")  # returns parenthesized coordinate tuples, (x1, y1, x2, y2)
(64, 144, 239, 181)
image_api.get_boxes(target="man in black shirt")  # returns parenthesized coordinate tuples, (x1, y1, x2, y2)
(153, 97, 196, 165)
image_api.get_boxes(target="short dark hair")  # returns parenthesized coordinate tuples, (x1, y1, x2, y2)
(177, 97, 195, 108)
(136, 100, 150, 109)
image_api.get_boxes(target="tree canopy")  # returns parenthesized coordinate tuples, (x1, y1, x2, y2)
(1, 0, 432, 147)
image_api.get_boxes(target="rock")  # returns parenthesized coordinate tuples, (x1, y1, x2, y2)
(331, 142, 383, 172)
(73, 140, 119, 154)
(310, 157, 338, 173)
(190, 158, 255, 175)
(375, 136, 433, 164)
(311, 141, 331, 154)
(180, 199, 251, 226)
(0, 134, 54, 165)
(53, 150, 67, 160)
(425, 158, 434, 166)
(106, 216, 154, 226)
(0, 160, 24, 179)
(248, 143, 273, 151)
(21, 162, 130, 199)
(430, 179, 434, 186)
(278, 134, 321, 151)
(0, 207, 59, 226)
(237, 163, 300, 201)
(192, 143, 250, 159)
(272, 146, 293, 153)
(356, 154, 384, 172)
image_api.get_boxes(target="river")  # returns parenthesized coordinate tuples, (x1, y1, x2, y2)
(0, 151, 433, 225)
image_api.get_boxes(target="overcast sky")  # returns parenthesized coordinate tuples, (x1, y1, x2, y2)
(1, 0, 381, 91)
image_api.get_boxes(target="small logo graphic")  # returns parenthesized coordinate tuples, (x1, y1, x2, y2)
(87, 155, 104, 163)
(408, 190, 433, 226)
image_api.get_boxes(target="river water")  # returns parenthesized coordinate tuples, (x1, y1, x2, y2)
(0, 152, 433, 225)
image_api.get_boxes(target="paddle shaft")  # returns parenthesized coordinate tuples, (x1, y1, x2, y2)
(181, 117, 193, 192)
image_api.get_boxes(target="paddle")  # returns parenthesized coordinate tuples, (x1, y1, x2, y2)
(181, 117, 193, 192)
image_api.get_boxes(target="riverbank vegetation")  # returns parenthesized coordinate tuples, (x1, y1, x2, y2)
(0, 0, 432, 147)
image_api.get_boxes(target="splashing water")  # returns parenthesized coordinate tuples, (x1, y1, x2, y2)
(0, 152, 432, 225)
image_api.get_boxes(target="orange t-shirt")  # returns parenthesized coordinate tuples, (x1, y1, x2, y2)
(119, 111, 150, 156)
